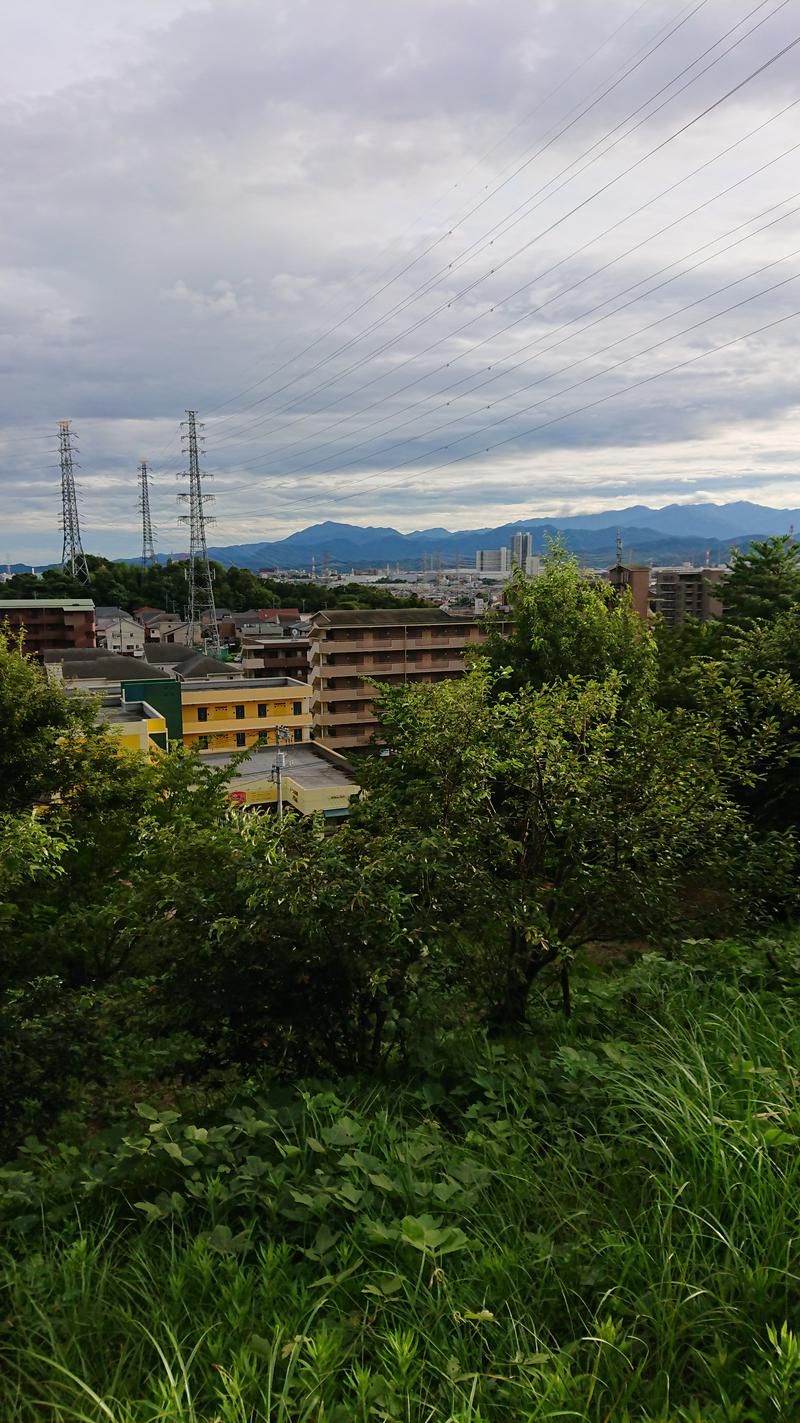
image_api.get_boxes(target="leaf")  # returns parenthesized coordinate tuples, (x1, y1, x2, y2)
(400, 1214, 469, 1256)
(305, 1223, 339, 1261)
(134, 1201, 163, 1220)
(136, 1103, 159, 1121)
(207, 1224, 249, 1255)
(321, 1116, 363, 1147)
(368, 1172, 397, 1192)
(362, 1273, 406, 1298)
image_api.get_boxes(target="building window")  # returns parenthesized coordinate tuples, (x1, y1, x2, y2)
(197, 707, 208, 722)
(258, 730, 269, 744)
(258, 703, 267, 717)
(292, 701, 303, 716)
(293, 728, 303, 742)
(235, 732, 247, 747)
(235, 705, 245, 719)
(197, 735, 209, 750)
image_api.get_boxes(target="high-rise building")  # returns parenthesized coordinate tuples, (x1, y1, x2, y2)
(511, 532, 532, 566)
(652, 567, 726, 626)
(475, 548, 511, 574)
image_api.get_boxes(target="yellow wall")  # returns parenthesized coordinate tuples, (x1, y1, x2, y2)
(181, 685, 313, 753)
(226, 770, 356, 815)
(106, 714, 167, 757)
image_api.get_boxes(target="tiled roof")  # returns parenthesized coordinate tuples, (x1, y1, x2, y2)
(311, 608, 476, 628)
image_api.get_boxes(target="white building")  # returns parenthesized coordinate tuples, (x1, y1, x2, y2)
(95, 608, 145, 657)
(475, 547, 511, 574)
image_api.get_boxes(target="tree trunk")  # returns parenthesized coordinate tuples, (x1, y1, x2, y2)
(559, 965, 572, 1019)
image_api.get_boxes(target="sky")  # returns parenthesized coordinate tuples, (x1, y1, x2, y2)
(2, 0, 800, 562)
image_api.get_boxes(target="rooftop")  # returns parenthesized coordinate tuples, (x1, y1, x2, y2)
(0, 599, 95, 611)
(312, 608, 476, 628)
(203, 742, 358, 790)
(97, 697, 162, 725)
(143, 645, 241, 678)
(179, 675, 310, 692)
(49, 654, 173, 682)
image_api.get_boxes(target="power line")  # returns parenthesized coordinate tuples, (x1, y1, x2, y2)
(211, 279, 800, 527)
(213, 1, 789, 445)
(234, 194, 800, 483)
(202, 0, 690, 421)
(210, 100, 800, 497)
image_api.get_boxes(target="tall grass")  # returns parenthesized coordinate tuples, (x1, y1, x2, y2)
(2, 949, 800, 1420)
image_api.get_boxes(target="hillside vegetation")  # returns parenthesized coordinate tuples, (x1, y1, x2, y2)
(1, 538, 799, 1420)
(1, 557, 432, 615)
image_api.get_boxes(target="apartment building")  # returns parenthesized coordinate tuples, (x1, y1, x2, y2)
(180, 677, 313, 754)
(605, 563, 652, 620)
(310, 608, 490, 749)
(653, 566, 726, 626)
(0, 599, 95, 658)
(241, 632, 311, 681)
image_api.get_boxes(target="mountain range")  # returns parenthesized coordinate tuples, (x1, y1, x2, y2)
(9, 501, 798, 574)
(201, 501, 798, 571)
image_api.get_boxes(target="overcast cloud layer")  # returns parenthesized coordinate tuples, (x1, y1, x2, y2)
(2, 0, 800, 562)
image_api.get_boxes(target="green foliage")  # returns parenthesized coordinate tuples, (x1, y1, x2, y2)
(718, 533, 800, 624)
(0, 626, 95, 811)
(3, 947, 800, 1420)
(1, 558, 432, 616)
(482, 541, 655, 694)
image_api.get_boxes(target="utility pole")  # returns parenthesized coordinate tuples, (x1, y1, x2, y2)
(271, 725, 290, 821)
(58, 420, 90, 583)
(139, 460, 157, 568)
(177, 410, 220, 653)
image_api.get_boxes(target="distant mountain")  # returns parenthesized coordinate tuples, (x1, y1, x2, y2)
(203, 503, 799, 571)
(11, 501, 795, 574)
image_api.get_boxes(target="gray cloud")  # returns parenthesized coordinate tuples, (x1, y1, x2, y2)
(2, 0, 800, 561)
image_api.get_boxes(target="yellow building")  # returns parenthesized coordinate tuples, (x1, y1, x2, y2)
(203, 742, 360, 819)
(180, 677, 313, 754)
(97, 696, 168, 755)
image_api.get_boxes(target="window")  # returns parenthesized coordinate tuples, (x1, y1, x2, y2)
(235, 705, 245, 719)
(293, 728, 303, 742)
(235, 732, 247, 747)
(258, 730, 269, 744)
(292, 701, 303, 716)
(197, 707, 208, 722)
(258, 703, 267, 717)
(197, 735, 209, 750)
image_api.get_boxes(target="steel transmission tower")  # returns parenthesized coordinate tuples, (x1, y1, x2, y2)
(138, 460, 157, 568)
(58, 420, 90, 583)
(177, 410, 220, 652)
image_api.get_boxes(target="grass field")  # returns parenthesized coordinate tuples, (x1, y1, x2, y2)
(2, 945, 800, 1421)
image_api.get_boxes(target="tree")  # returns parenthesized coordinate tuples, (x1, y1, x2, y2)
(718, 535, 800, 624)
(365, 657, 792, 1024)
(0, 626, 95, 812)
(482, 543, 655, 696)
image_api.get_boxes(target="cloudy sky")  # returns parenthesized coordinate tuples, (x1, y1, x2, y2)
(2, 0, 800, 561)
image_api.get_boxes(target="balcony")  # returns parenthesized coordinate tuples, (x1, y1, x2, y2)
(316, 708, 378, 726)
